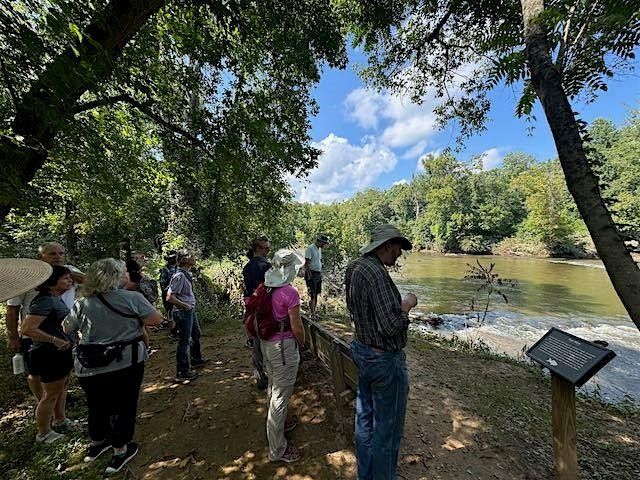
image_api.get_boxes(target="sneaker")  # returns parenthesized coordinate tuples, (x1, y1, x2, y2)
(53, 418, 80, 430)
(175, 370, 198, 382)
(105, 442, 139, 474)
(272, 445, 302, 463)
(190, 357, 210, 368)
(36, 429, 65, 444)
(84, 439, 112, 463)
(245, 337, 254, 349)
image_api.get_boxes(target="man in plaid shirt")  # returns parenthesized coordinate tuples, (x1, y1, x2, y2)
(346, 224, 418, 480)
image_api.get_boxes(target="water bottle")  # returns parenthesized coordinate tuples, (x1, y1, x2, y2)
(12, 353, 25, 375)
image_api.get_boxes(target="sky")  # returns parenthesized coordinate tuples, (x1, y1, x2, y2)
(290, 49, 640, 204)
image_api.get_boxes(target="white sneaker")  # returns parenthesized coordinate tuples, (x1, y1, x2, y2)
(36, 429, 65, 444)
(53, 418, 80, 429)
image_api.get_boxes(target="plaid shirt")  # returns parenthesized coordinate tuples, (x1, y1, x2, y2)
(345, 254, 409, 352)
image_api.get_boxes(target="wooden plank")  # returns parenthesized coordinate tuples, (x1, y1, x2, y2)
(551, 374, 577, 480)
(301, 314, 358, 392)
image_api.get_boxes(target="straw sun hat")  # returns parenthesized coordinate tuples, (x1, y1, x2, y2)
(264, 249, 305, 288)
(0, 259, 53, 302)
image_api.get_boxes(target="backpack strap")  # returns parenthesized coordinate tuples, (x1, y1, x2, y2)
(96, 293, 141, 320)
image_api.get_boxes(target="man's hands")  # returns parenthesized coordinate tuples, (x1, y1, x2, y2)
(401, 293, 418, 313)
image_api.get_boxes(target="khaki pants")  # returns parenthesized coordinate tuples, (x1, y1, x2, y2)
(260, 337, 300, 460)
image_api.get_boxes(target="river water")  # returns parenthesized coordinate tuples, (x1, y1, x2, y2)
(394, 253, 640, 403)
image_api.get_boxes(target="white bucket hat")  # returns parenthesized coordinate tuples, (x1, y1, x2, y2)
(264, 249, 305, 288)
(360, 224, 413, 254)
(0, 258, 53, 302)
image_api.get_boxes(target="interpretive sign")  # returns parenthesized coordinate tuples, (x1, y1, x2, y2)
(526, 327, 615, 387)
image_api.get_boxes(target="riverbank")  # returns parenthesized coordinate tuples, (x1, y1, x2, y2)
(1, 313, 638, 479)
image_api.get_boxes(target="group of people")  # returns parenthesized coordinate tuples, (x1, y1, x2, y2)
(5, 222, 417, 480)
(239, 226, 417, 480)
(3, 243, 208, 475)
(240, 234, 329, 462)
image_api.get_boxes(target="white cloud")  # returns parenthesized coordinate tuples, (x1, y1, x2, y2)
(290, 134, 397, 203)
(392, 179, 409, 187)
(343, 88, 439, 154)
(401, 140, 429, 160)
(344, 89, 384, 129)
(479, 148, 504, 170)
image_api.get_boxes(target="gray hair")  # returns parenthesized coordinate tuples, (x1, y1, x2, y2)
(37, 242, 64, 256)
(79, 258, 127, 297)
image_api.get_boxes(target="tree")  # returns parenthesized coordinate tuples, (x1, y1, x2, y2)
(1, 0, 347, 257)
(341, 0, 640, 331)
(0, 0, 347, 224)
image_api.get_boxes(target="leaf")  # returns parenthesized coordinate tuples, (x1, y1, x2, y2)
(69, 22, 83, 43)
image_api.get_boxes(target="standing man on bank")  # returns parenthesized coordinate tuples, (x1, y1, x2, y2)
(159, 251, 178, 339)
(5, 242, 84, 401)
(167, 251, 209, 381)
(345, 224, 418, 480)
(304, 234, 329, 319)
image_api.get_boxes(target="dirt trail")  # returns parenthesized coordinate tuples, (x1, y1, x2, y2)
(122, 320, 550, 480)
(7, 317, 633, 479)
(128, 325, 355, 480)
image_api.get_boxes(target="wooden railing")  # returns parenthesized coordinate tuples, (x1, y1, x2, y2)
(301, 314, 357, 436)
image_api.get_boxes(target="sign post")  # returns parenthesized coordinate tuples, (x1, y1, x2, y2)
(526, 328, 615, 480)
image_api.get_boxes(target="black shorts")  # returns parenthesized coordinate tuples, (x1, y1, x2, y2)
(28, 345, 73, 384)
(305, 270, 322, 296)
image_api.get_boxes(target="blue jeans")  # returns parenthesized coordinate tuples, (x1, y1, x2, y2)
(351, 340, 409, 480)
(173, 308, 202, 374)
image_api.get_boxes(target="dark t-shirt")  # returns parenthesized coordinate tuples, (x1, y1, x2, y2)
(243, 256, 271, 298)
(29, 292, 70, 346)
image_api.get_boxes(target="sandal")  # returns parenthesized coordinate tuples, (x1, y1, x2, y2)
(284, 415, 298, 433)
(274, 445, 301, 463)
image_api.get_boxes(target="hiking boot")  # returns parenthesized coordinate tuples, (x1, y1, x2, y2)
(84, 439, 112, 463)
(271, 445, 302, 463)
(175, 370, 198, 382)
(190, 357, 210, 368)
(105, 442, 139, 475)
(36, 429, 65, 444)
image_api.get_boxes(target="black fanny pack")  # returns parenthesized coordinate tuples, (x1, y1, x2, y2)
(76, 336, 143, 368)
(76, 293, 144, 368)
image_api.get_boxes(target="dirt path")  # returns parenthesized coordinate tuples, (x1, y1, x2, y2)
(2, 317, 638, 479)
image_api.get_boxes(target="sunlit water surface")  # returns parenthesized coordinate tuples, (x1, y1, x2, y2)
(394, 253, 640, 403)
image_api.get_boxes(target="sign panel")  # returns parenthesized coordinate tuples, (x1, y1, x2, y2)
(526, 327, 615, 387)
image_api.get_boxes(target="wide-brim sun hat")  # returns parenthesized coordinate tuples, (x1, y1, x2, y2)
(0, 259, 53, 302)
(360, 224, 413, 254)
(264, 249, 305, 288)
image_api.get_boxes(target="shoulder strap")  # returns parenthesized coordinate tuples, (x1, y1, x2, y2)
(96, 293, 140, 319)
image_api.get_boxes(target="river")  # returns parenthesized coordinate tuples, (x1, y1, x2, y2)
(394, 253, 640, 403)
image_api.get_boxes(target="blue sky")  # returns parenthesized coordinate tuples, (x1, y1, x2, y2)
(290, 49, 640, 203)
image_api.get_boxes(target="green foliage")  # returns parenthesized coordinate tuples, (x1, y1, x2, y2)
(588, 111, 640, 244)
(339, 0, 639, 135)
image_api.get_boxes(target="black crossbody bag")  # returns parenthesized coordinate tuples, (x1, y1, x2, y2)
(75, 293, 144, 369)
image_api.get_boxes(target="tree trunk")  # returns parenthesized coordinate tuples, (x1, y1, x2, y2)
(0, 0, 165, 219)
(521, 0, 640, 332)
(64, 200, 80, 262)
